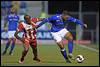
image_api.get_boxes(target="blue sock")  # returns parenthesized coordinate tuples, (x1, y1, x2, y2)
(10, 41, 15, 53)
(5, 41, 10, 50)
(68, 40, 73, 54)
(61, 48, 68, 60)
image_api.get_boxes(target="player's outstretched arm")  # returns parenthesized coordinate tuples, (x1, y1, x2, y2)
(38, 18, 44, 21)
(31, 18, 44, 23)
(36, 18, 48, 28)
(14, 29, 20, 40)
(14, 21, 24, 42)
(68, 17, 87, 28)
(14, 29, 24, 43)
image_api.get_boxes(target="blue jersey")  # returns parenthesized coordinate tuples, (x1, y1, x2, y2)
(38, 14, 84, 32)
(6, 13, 19, 31)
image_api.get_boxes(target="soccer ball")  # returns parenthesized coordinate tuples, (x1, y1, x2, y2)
(76, 55, 84, 63)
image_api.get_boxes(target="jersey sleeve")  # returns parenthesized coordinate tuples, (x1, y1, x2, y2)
(37, 15, 56, 28)
(36, 18, 49, 28)
(68, 16, 84, 26)
(31, 18, 39, 23)
(17, 22, 24, 31)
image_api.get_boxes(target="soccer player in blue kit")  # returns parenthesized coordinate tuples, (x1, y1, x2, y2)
(36, 10, 87, 63)
(2, 6, 19, 55)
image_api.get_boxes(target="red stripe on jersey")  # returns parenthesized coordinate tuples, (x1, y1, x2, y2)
(29, 30, 32, 39)
(31, 18, 39, 23)
(17, 22, 24, 31)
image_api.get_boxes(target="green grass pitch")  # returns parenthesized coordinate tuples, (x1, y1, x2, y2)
(1, 44, 99, 66)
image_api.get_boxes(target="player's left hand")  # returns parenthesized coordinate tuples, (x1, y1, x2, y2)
(83, 24, 87, 28)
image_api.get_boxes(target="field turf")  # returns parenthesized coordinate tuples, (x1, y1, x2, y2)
(1, 44, 99, 66)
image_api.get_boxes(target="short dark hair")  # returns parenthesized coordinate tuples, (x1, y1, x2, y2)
(62, 10, 70, 15)
(24, 14, 31, 19)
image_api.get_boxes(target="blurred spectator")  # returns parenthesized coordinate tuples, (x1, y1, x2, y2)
(1, 1, 6, 16)
(12, 1, 20, 11)
(1, 16, 5, 30)
(19, 1, 27, 14)
(19, 2, 27, 21)
(5, 1, 12, 8)
(1, 1, 6, 8)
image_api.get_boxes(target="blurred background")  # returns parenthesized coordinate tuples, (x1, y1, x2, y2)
(1, 1, 99, 66)
(1, 1, 99, 45)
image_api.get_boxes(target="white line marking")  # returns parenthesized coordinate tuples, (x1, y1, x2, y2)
(77, 44, 99, 53)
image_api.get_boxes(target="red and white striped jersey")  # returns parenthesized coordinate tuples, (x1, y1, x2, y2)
(17, 18, 39, 40)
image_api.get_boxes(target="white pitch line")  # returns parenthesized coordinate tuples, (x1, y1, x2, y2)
(76, 44, 99, 53)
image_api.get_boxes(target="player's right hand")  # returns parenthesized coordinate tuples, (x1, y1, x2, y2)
(84, 24, 87, 28)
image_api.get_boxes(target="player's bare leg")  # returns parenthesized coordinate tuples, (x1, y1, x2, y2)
(30, 42, 40, 62)
(19, 40, 29, 64)
(65, 32, 74, 60)
(9, 38, 16, 55)
(57, 40, 71, 63)
(2, 38, 12, 55)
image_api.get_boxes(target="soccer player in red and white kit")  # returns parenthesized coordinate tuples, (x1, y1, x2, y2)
(14, 15, 42, 64)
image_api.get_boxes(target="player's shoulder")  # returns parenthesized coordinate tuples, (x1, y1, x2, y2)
(7, 13, 19, 18)
(31, 17, 38, 19)
(31, 17, 39, 22)
(18, 21, 25, 25)
(51, 14, 60, 17)
(7, 14, 11, 18)
(14, 14, 19, 18)
(67, 16, 76, 20)
(18, 21, 26, 28)
(49, 14, 61, 20)
(31, 17, 38, 21)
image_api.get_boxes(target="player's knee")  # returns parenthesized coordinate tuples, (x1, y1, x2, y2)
(12, 38, 16, 42)
(68, 35, 73, 41)
(8, 39, 12, 42)
(57, 41, 64, 49)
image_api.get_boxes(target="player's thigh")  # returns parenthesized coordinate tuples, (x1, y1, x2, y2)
(23, 38, 30, 51)
(30, 40, 37, 49)
(7, 37, 12, 42)
(57, 41, 65, 49)
(51, 32, 64, 48)
(51, 32, 62, 43)
(11, 38, 16, 42)
(59, 28, 69, 38)
(65, 32, 73, 40)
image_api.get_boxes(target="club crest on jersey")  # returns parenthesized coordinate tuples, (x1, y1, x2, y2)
(57, 16, 60, 17)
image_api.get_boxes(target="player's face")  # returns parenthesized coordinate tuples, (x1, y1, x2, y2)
(25, 16, 31, 24)
(11, 8, 16, 14)
(61, 15, 67, 21)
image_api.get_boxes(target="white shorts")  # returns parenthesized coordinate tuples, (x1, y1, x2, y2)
(51, 28, 69, 42)
(8, 31, 16, 38)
